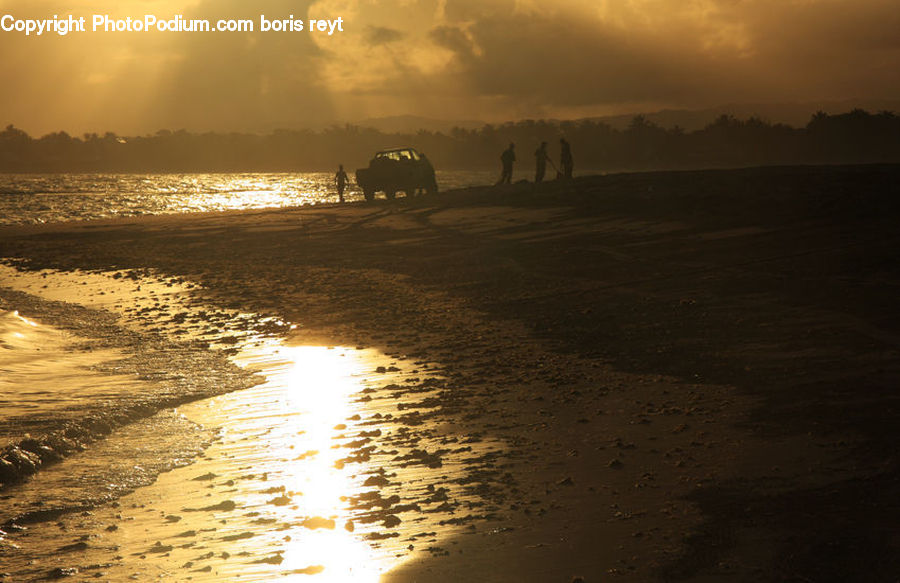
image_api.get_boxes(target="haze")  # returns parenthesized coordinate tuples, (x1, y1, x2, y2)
(1, 0, 898, 136)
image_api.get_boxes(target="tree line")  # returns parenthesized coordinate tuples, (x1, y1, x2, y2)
(1, 109, 898, 174)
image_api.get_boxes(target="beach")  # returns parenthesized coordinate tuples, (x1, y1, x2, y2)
(1, 164, 899, 581)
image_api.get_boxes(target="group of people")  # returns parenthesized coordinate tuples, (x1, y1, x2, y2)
(497, 138, 573, 185)
(334, 137, 574, 202)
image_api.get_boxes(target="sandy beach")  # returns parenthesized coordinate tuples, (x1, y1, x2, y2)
(1, 164, 899, 582)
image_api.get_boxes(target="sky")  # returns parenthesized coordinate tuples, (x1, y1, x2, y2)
(1, 0, 899, 136)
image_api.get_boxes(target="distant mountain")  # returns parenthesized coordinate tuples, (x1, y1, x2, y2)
(351, 115, 485, 134)
(347, 100, 900, 135)
(585, 99, 900, 131)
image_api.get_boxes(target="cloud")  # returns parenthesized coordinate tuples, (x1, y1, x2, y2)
(423, 0, 900, 109)
(364, 25, 404, 46)
(145, 0, 335, 132)
(1, 0, 899, 134)
(426, 0, 900, 115)
(429, 25, 476, 60)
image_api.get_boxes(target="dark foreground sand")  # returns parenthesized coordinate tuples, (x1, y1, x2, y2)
(1, 164, 899, 581)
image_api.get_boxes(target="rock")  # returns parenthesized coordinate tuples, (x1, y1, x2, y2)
(302, 517, 335, 530)
(19, 440, 61, 463)
(222, 532, 254, 542)
(363, 475, 390, 488)
(47, 567, 78, 578)
(198, 500, 236, 512)
(148, 541, 174, 553)
(254, 553, 284, 565)
(7, 448, 41, 474)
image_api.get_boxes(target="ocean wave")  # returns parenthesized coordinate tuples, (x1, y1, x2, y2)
(0, 286, 264, 491)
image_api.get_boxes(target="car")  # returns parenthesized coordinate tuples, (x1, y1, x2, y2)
(355, 147, 438, 201)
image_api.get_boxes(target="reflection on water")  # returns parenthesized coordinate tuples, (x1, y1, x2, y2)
(241, 345, 391, 581)
(0, 170, 499, 225)
(157, 344, 399, 582)
(166, 340, 504, 582)
(275, 347, 366, 516)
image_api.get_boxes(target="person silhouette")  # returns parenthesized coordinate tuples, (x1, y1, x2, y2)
(497, 142, 516, 185)
(335, 164, 348, 203)
(534, 141, 550, 183)
(560, 138, 573, 179)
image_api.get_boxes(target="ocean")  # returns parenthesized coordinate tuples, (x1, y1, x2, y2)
(0, 171, 497, 225)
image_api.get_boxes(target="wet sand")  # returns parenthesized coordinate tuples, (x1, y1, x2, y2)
(1, 164, 899, 581)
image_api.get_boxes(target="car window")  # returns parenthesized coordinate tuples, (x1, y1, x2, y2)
(375, 150, 421, 162)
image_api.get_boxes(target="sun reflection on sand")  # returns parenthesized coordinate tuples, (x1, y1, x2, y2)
(279, 347, 362, 511)
(227, 344, 402, 582)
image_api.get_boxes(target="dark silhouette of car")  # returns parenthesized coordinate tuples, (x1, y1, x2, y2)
(355, 148, 438, 201)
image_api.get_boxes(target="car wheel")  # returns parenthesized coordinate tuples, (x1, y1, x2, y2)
(385, 187, 396, 200)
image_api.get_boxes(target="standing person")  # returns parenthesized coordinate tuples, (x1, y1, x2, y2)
(497, 142, 516, 185)
(560, 138, 573, 179)
(534, 141, 550, 183)
(335, 164, 348, 203)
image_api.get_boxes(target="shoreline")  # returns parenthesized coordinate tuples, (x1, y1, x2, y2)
(0, 273, 266, 490)
(1, 165, 899, 580)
